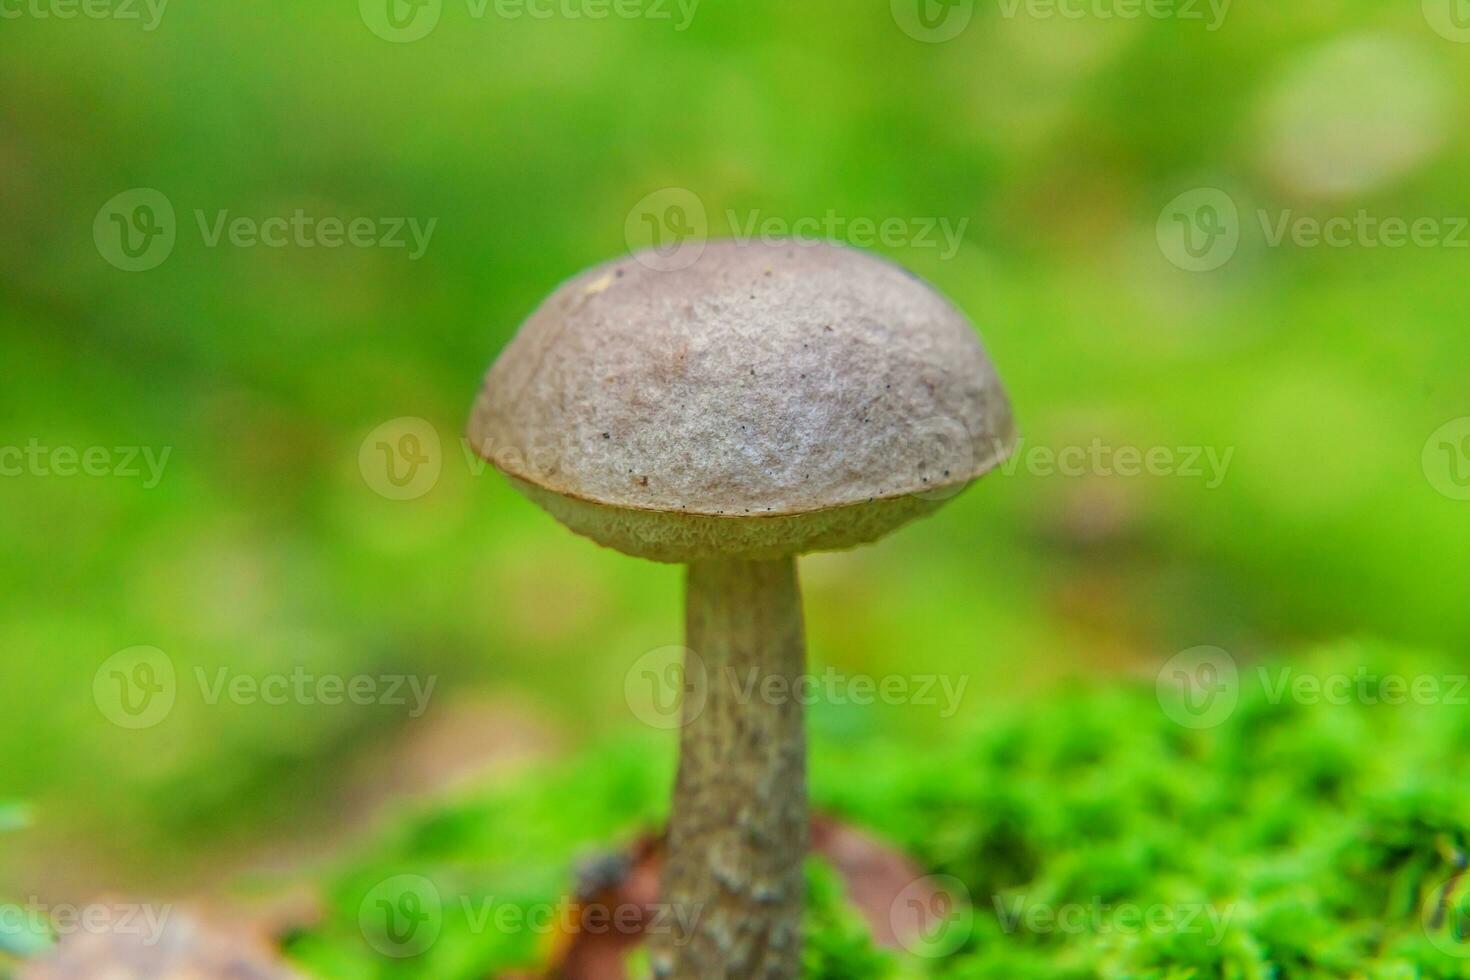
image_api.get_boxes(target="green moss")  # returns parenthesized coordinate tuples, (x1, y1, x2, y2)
(288, 642, 1470, 978)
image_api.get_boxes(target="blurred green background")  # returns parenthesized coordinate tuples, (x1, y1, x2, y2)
(1, 0, 1467, 910)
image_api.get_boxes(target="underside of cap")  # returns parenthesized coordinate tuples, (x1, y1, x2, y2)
(509, 476, 971, 563)
(469, 239, 1015, 557)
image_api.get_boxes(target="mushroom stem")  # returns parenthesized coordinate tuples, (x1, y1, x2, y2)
(656, 557, 807, 979)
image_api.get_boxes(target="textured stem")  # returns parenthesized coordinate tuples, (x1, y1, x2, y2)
(653, 557, 807, 979)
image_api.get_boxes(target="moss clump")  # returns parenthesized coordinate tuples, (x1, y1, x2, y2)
(287, 641, 1470, 978)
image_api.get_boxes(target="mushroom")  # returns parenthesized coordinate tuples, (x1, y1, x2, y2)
(467, 240, 1014, 978)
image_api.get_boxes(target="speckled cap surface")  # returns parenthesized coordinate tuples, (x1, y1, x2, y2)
(469, 240, 1014, 561)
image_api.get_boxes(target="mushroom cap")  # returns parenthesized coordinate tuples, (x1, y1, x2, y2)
(469, 240, 1015, 562)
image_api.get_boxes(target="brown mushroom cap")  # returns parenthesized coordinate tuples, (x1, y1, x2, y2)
(469, 240, 1015, 562)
